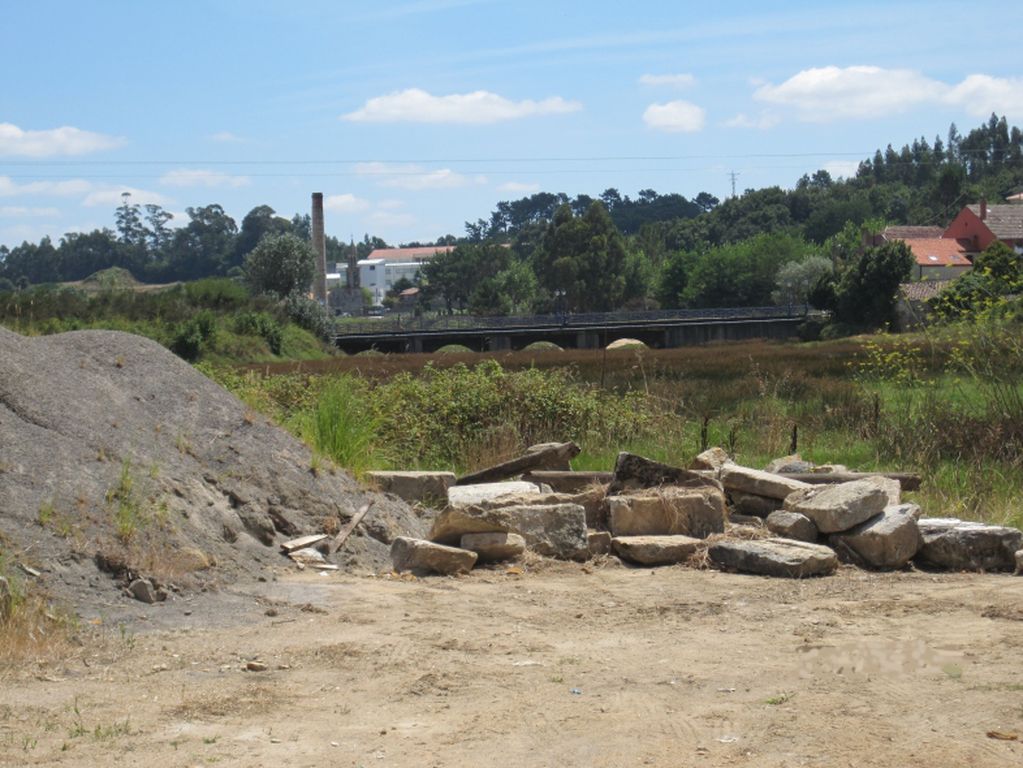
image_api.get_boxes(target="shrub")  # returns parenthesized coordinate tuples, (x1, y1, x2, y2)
(283, 293, 332, 340)
(171, 310, 217, 360)
(233, 311, 283, 355)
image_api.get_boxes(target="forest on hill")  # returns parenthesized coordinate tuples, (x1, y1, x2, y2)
(1, 115, 1021, 330)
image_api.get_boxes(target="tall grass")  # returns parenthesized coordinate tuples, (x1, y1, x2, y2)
(298, 376, 381, 475)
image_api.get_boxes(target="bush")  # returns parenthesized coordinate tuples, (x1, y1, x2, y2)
(283, 292, 332, 340)
(300, 377, 380, 474)
(171, 310, 217, 360)
(233, 311, 283, 355)
(184, 277, 251, 310)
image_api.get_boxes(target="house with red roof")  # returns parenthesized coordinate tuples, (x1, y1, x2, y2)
(943, 200, 1023, 254)
(878, 226, 972, 282)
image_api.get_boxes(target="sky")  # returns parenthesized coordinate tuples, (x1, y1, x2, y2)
(2, 0, 1023, 249)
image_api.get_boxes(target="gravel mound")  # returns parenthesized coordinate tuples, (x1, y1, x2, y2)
(0, 327, 425, 609)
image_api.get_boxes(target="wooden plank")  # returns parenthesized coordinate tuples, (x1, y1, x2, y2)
(778, 471, 921, 491)
(280, 534, 329, 553)
(455, 442, 580, 486)
(329, 501, 374, 554)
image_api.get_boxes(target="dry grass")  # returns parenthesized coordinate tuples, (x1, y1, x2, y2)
(0, 572, 78, 671)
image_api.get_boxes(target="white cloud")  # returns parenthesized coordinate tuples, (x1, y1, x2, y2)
(723, 111, 780, 130)
(324, 193, 371, 213)
(946, 74, 1023, 118)
(355, 162, 487, 190)
(498, 181, 541, 194)
(822, 160, 862, 180)
(0, 206, 60, 217)
(642, 100, 706, 132)
(209, 130, 245, 143)
(160, 169, 250, 188)
(369, 210, 418, 229)
(81, 187, 172, 208)
(0, 176, 94, 197)
(639, 73, 696, 89)
(753, 66, 1023, 122)
(342, 88, 581, 124)
(0, 123, 124, 157)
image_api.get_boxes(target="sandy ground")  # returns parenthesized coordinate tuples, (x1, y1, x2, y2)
(2, 562, 1022, 767)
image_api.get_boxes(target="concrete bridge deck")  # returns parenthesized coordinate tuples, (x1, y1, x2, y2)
(332, 306, 817, 353)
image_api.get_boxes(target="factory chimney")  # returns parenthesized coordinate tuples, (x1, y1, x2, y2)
(311, 192, 327, 303)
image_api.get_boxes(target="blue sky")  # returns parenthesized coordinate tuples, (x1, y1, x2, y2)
(3, 0, 1023, 249)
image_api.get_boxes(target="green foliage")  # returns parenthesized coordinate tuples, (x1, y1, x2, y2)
(298, 377, 380, 475)
(532, 202, 627, 312)
(772, 256, 834, 306)
(832, 240, 914, 329)
(283, 292, 332, 340)
(170, 310, 218, 361)
(233, 312, 283, 354)
(930, 242, 1023, 320)
(244, 233, 316, 299)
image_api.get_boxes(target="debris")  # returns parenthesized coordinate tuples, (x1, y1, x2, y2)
(19, 563, 41, 578)
(288, 547, 326, 565)
(570, 688, 582, 695)
(329, 501, 374, 554)
(587, 530, 613, 556)
(280, 534, 329, 554)
(986, 731, 1019, 741)
(246, 660, 268, 672)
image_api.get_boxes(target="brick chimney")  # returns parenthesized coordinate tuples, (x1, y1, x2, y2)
(980, 198, 988, 221)
(311, 192, 327, 303)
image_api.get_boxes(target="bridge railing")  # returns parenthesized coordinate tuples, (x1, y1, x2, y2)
(334, 305, 813, 337)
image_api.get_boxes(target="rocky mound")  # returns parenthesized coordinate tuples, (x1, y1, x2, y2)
(0, 327, 425, 609)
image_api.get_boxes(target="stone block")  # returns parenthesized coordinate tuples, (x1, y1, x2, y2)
(765, 510, 818, 543)
(915, 518, 1023, 572)
(707, 538, 838, 578)
(829, 506, 922, 569)
(460, 532, 526, 562)
(391, 537, 477, 575)
(447, 481, 541, 509)
(783, 479, 888, 533)
(367, 471, 455, 504)
(720, 465, 811, 501)
(430, 503, 589, 561)
(612, 535, 702, 566)
(607, 486, 726, 539)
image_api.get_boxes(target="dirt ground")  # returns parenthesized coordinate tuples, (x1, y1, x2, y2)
(2, 562, 1022, 768)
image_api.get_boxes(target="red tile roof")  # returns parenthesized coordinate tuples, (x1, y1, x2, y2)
(367, 246, 455, 262)
(883, 225, 944, 240)
(902, 238, 973, 267)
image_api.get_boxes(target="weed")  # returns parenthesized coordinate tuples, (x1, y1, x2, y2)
(107, 461, 144, 542)
(765, 692, 795, 705)
(37, 500, 55, 528)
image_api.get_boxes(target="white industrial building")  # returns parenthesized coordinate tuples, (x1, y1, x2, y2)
(355, 245, 453, 305)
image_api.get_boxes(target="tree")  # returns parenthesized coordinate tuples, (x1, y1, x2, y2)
(832, 240, 913, 328)
(772, 256, 834, 307)
(244, 233, 315, 298)
(234, 205, 292, 266)
(532, 202, 627, 312)
(115, 192, 147, 248)
(166, 204, 238, 279)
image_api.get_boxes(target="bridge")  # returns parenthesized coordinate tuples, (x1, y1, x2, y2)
(332, 306, 817, 354)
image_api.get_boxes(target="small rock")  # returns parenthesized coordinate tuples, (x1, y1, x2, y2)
(460, 532, 526, 563)
(690, 447, 731, 471)
(707, 538, 837, 578)
(587, 530, 613, 556)
(288, 547, 326, 565)
(783, 479, 889, 533)
(728, 513, 765, 528)
(391, 537, 478, 576)
(612, 535, 702, 566)
(729, 491, 782, 518)
(128, 578, 165, 604)
(764, 454, 814, 474)
(765, 510, 818, 543)
(1015, 549, 1022, 575)
(246, 660, 268, 672)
